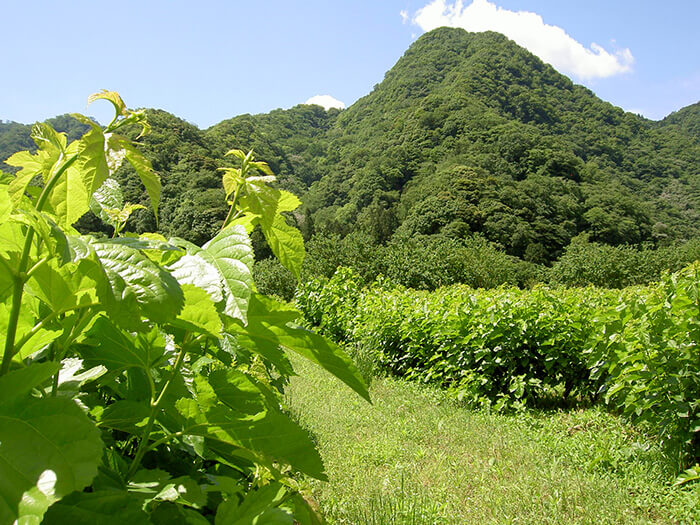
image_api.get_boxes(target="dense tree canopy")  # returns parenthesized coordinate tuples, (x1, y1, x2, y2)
(2, 28, 698, 273)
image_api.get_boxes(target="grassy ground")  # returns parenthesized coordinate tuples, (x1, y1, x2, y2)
(285, 355, 699, 524)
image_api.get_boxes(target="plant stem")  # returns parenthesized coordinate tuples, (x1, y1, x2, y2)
(0, 154, 79, 377)
(126, 340, 189, 480)
(221, 184, 243, 231)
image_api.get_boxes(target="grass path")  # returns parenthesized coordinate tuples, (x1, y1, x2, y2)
(285, 356, 699, 524)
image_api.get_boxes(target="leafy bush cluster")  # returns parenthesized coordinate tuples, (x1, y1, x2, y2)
(0, 93, 368, 524)
(587, 264, 700, 465)
(549, 237, 700, 288)
(296, 267, 700, 467)
(300, 232, 537, 290)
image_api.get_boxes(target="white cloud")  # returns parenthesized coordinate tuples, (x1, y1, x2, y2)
(304, 95, 346, 110)
(410, 0, 634, 80)
(400, 10, 409, 24)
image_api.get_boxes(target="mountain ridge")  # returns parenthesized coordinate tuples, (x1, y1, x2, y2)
(1, 28, 698, 261)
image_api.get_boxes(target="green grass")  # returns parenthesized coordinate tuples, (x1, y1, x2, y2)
(285, 355, 700, 524)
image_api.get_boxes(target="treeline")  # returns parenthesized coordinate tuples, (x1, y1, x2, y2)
(254, 233, 700, 301)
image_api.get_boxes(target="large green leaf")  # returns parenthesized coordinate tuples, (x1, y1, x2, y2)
(76, 127, 109, 196)
(208, 369, 281, 415)
(6, 150, 43, 206)
(0, 299, 61, 363)
(0, 396, 103, 525)
(231, 294, 370, 402)
(0, 362, 59, 406)
(169, 284, 222, 337)
(26, 257, 101, 313)
(238, 182, 280, 229)
(80, 318, 167, 373)
(0, 184, 10, 222)
(262, 215, 305, 279)
(10, 207, 71, 264)
(176, 374, 325, 479)
(276, 190, 301, 213)
(91, 238, 184, 328)
(168, 254, 224, 304)
(170, 226, 253, 322)
(41, 490, 150, 524)
(215, 483, 291, 525)
(94, 400, 151, 434)
(46, 141, 91, 228)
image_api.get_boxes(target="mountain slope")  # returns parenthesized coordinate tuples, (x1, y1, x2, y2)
(302, 28, 699, 259)
(1, 28, 698, 261)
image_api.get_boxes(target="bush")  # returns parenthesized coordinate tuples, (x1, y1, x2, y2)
(253, 257, 297, 301)
(587, 263, 700, 465)
(297, 265, 700, 468)
(382, 234, 537, 290)
(550, 238, 700, 288)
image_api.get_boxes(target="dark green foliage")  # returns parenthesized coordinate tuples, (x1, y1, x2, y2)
(0, 114, 90, 172)
(3, 28, 698, 267)
(381, 234, 536, 290)
(301, 28, 699, 258)
(296, 265, 700, 468)
(253, 258, 297, 302)
(302, 232, 536, 290)
(550, 237, 700, 288)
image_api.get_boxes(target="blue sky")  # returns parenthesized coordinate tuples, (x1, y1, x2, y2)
(2, 0, 698, 127)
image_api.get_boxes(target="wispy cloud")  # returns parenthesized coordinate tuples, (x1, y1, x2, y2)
(409, 0, 634, 80)
(304, 95, 346, 110)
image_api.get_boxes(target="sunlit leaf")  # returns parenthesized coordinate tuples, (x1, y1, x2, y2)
(6, 150, 43, 205)
(277, 190, 301, 213)
(0, 396, 103, 525)
(171, 226, 253, 323)
(46, 141, 91, 228)
(91, 238, 184, 328)
(0, 183, 12, 222)
(231, 294, 370, 402)
(170, 284, 223, 337)
(76, 127, 109, 196)
(88, 90, 128, 116)
(262, 214, 305, 279)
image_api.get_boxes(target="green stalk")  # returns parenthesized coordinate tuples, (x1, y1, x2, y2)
(126, 340, 189, 480)
(0, 154, 78, 376)
(221, 183, 243, 231)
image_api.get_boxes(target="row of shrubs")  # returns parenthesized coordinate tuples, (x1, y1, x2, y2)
(254, 233, 700, 300)
(294, 266, 700, 468)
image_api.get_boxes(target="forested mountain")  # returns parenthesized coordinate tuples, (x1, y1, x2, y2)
(0, 114, 90, 172)
(300, 29, 699, 260)
(2, 28, 698, 265)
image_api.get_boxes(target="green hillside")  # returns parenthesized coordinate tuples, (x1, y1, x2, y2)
(2, 28, 698, 265)
(302, 28, 699, 259)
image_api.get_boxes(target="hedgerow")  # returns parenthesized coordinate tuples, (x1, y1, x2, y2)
(296, 266, 700, 468)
